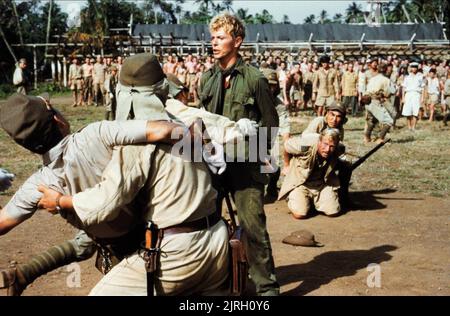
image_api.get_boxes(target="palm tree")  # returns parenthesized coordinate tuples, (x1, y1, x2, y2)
(173, 0, 185, 23)
(282, 14, 291, 24)
(254, 9, 274, 24)
(304, 14, 316, 24)
(45, 0, 53, 56)
(150, 0, 164, 24)
(237, 8, 254, 24)
(319, 10, 328, 24)
(333, 13, 343, 23)
(222, 0, 234, 13)
(195, 0, 213, 12)
(345, 1, 363, 23)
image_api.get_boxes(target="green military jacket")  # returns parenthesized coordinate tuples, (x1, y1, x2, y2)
(199, 56, 279, 164)
(200, 57, 278, 125)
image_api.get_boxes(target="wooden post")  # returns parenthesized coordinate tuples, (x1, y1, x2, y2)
(62, 56, 67, 87)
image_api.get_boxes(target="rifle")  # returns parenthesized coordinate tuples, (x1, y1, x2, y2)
(350, 138, 391, 171)
(338, 138, 391, 207)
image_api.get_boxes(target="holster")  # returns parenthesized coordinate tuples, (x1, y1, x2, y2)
(94, 224, 146, 275)
(142, 222, 163, 297)
(229, 225, 248, 296)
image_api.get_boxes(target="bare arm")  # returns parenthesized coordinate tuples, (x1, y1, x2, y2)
(145, 121, 187, 145)
(37, 185, 73, 214)
(0, 208, 23, 235)
(283, 74, 293, 105)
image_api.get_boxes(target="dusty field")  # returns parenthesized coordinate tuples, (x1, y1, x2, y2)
(0, 95, 449, 296)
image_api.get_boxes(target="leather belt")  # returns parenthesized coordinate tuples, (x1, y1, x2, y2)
(162, 212, 221, 236)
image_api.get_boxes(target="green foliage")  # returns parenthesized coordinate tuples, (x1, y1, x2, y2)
(0, 82, 70, 99)
(0, 84, 15, 99)
(304, 15, 316, 24)
(32, 82, 71, 96)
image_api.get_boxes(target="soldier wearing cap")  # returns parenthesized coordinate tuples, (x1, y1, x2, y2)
(37, 53, 231, 295)
(363, 64, 395, 143)
(0, 92, 190, 295)
(278, 128, 342, 219)
(13, 58, 30, 95)
(313, 55, 340, 116)
(402, 62, 425, 131)
(115, 53, 169, 121)
(166, 73, 189, 104)
(302, 102, 346, 141)
(199, 13, 280, 296)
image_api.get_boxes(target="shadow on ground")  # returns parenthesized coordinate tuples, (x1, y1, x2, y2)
(277, 245, 397, 296)
(346, 188, 423, 212)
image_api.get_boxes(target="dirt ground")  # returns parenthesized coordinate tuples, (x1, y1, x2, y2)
(0, 95, 449, 296)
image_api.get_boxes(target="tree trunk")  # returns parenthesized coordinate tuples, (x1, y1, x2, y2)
(401, 4, 412, 23)
(10, 0, 24, 46)
(45, 0, 53, 57)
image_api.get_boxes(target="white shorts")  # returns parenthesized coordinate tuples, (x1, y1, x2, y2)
(402, 91, 421, 117)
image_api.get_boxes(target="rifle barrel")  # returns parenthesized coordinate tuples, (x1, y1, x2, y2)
(350, 138, 391, 171)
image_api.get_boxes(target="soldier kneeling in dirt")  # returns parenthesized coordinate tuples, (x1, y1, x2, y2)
(278, 128, 342, 219)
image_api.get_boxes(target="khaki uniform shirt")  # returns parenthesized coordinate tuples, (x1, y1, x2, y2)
(313, 68, 340, 97)
(72, 144, 217, 230)
(444, 78, 450, 96)
(93, 63, 106, 84)
(4, 120, 148, 238)
(341, 71, 358, 96)
(68, 64, 83, 81)
(303, 71, 315, 85)
(365, 73, 391, 99)
(278, 135, 339, 200)
(436, 66, 446, 81)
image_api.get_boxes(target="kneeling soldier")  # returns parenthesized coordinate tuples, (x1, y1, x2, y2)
(278, 128, 341, 219)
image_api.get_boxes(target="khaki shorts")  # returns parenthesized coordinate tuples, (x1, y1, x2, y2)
(287, 184, 340, 217)
(315, 95, 335, 107)
(426, 93, 439, 106)
(70, 78, 83, 91)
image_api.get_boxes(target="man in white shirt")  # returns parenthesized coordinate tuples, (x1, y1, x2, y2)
(13, 58, 29, 95)
(424, 69, 441, 122)
(402, 62, 425, 131)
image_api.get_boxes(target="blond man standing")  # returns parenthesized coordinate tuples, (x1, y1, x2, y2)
(199, 13, 280, 296)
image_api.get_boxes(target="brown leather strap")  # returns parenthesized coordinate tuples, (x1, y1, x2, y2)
(163, 212, 220, 236)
